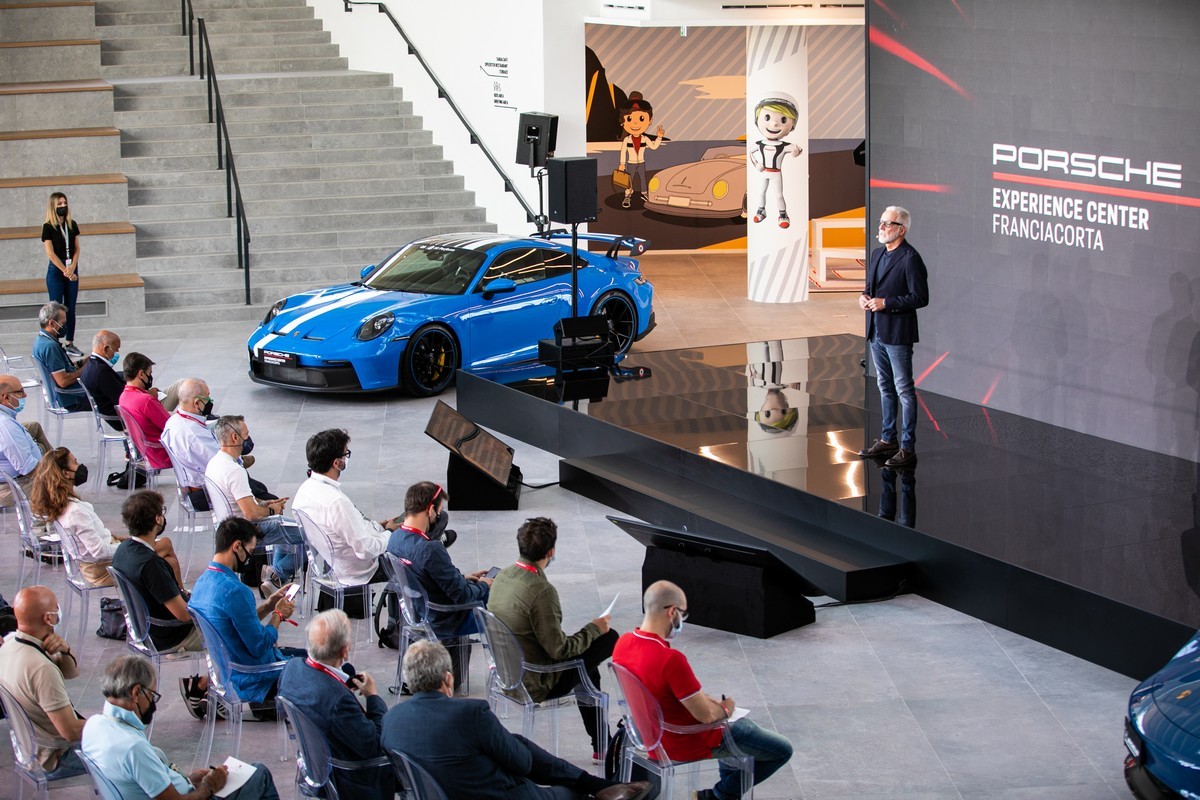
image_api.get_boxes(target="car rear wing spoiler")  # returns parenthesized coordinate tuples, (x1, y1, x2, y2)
(534, 230, 651, 259)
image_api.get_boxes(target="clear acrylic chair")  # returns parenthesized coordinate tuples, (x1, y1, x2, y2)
(158, 436, 211, 581)
(203, 474, 303, 600)
(386, 748, 450, 800)
(607, 662, 753, 799)
(0, 345, 44, 430)
(51, 520, 114, 659)
(31, 356, 90, 447)
(4, 473, 60, 591)
(113, 406, 167, 493)
(76, 749, 125, 800)
(0, 683, 78, 800)
(187, 608, 289, 771)
(380, 552, 479, 694)
(471, 607, 608, 762)
(292, 508, 376, 642)
(76, 380, 127, 495)
(278, 695, 390, 800)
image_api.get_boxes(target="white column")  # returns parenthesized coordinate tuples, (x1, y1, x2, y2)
(746, 25, 810, 303)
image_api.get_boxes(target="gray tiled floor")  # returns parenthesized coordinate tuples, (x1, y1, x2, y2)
(0, 256, 1133, 798)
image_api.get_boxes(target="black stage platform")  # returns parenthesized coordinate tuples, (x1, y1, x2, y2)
(457, 334, 1200, 679)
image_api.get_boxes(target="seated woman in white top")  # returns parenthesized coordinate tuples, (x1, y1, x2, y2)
(29, 447, 182, 586)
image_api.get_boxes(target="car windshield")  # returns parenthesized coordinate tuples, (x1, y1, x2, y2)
(363, 243, 486, 295)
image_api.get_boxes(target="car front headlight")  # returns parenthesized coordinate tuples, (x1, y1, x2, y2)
(712, 180, 729, 199)
(648, 176, 660, 192)
(263, 299, 286, 325)
(356, 311, 395, 341)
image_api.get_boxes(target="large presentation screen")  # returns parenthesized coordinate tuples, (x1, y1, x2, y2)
(868, 1, 1200, 460)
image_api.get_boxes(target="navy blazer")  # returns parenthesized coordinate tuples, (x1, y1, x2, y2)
(864, 239, 929, 345)
(278, 657, 394, 800)
(381, 692, 547, 800)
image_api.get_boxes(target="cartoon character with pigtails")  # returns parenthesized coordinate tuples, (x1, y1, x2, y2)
(749, 92, 803, 228)
(616, 91, 666, 209)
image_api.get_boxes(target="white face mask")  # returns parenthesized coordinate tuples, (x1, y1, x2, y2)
(666, 609, 684, 640)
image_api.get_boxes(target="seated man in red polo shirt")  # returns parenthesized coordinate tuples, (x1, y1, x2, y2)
(611, 580, 793, 800)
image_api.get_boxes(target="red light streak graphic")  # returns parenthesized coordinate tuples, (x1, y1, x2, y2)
(981, 373, 1002, 405)
(916, 393, 948, 438)
(981, 407, 998, 445)
(914, 350, 948, 387)
(948, 0, 970, 23)
(992, 172, 1200, 208)
(869, 27, 972, 100)
(869, 178, 953, 193)
(872, 0, 906, 27)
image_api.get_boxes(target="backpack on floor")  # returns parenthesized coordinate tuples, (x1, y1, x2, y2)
(96, 597, 127, 640)
(374, 589, 401, 650)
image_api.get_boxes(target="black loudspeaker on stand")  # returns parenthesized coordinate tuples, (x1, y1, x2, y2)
(447, 452, 522, 511)
(548, 157, 598, 224)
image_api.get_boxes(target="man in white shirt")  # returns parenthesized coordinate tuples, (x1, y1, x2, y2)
(206, 415, 303, 585)
(292, 429, 399, 591)
(161, 378, 270, 513)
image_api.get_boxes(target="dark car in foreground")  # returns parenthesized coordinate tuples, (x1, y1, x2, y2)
(1126, 629, 1200, 798)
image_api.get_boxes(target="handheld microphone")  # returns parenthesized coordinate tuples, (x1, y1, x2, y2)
(342, 663, 363, 688)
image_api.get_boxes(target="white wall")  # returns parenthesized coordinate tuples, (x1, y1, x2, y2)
(307, 0, 587, 234)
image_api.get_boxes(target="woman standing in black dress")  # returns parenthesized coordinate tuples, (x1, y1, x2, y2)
(40, 191, 83, 357)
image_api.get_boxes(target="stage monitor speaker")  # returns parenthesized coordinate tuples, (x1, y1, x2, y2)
(425, 400, 522, 510)
(515, 112, 559, 167)
(548, 157, 598, 224)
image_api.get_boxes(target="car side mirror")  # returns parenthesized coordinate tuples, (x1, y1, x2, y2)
(482, 278, 516, 299)
(360, 264, 376, 279)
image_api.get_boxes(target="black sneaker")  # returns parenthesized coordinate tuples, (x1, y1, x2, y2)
(858, 439, 899, 458)
(884, 448, 917, 468)
(179, 676, 207, 720)
(64, 343, 84, 359)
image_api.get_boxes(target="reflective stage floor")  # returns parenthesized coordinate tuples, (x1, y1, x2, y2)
(470, 333, 1200, 674)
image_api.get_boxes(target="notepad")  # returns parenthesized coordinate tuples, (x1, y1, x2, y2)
(601, 592, 619, 617)
(214, 757, 256, 798)
(729, 706, 750, 723)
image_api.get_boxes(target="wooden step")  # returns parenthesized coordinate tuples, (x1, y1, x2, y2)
(0, 272, 142, 295)
(0, 221, 135, 240)
(0, 79, 111, 95)
(0, 1, 95, 7)
(0, 173, 125, 189)
(0, 39, 101, 48)
(0, 126, 119, 141)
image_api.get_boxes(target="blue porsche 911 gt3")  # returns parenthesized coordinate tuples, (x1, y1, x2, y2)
(247, 230, 655, 396)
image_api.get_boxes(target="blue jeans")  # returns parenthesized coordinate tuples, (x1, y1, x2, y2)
(870, 337, 917, 451)
(225, 762, 280, 800)
(255, 517, 304, 582)
(711, 718, 794, 800)
(45, 263, 79, 342)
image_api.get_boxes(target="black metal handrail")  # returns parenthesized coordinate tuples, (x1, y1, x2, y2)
(341, 0, 537, 226)
(180, 0, 252, 305)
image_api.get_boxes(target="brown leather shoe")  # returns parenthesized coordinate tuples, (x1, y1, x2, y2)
(858, 438, 899, 458)
(595, 781, 652, 800)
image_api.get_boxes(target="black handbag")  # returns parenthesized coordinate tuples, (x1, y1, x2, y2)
(96, 597, 127, 640)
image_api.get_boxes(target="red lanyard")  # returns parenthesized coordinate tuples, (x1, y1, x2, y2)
(514, 561, 539, 575)
(174, 411, 206, 427)
(399, 524, 429, 540)
(305, 658, 348, 686)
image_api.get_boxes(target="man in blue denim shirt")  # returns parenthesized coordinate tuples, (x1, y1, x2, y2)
(188, 518, 304, 718)
(31, 302, 89, 412)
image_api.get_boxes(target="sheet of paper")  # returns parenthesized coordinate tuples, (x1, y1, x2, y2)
(729, 706, 750, 723)
(213, 756, 255, 798)
(601, 592, 619, 618)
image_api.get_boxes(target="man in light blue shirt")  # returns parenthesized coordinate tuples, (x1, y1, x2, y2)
(82, 653, 279, 800)
(31, 302, 88, 413)
(0, 375, 50, 505)
(188, 518, 304, 718)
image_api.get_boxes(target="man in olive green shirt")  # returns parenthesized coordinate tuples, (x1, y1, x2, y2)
(486, 516, 617, 757)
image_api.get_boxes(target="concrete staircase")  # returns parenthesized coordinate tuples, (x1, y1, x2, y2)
(94, 0, 494, 323)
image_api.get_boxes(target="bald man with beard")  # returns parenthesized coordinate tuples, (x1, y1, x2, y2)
(0, 586, 86, 777)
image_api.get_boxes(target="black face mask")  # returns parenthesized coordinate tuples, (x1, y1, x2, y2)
(142, 373, 153, 390)
(72, 464, 88, 487)
(233, 544, 249, 572)
(138, 693, 157, 725)
(241, 436, 255, 456)
(429, 508, 449, 539)
(56, 206, 68, 219)
(199, 398, 214, 417)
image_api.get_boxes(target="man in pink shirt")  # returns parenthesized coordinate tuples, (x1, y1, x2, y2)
(117, 352, 172, 471)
